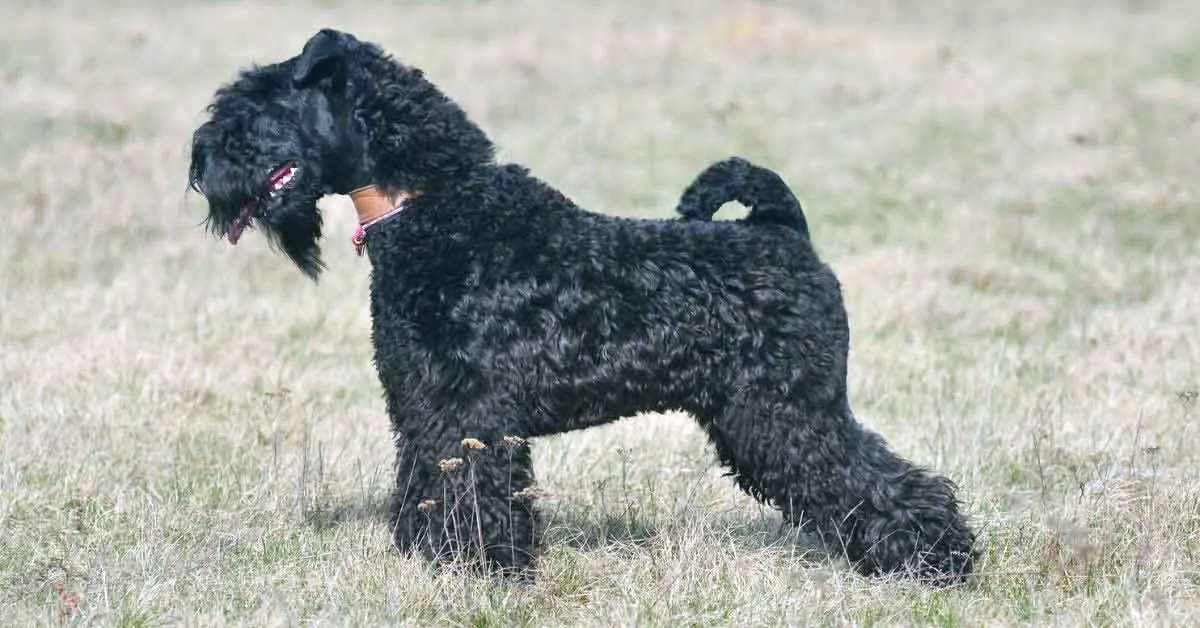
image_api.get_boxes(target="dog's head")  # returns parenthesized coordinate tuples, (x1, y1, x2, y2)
(188, 28, 493, 279)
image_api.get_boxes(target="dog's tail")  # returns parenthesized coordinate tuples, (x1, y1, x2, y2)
(674, 156, 809, 237)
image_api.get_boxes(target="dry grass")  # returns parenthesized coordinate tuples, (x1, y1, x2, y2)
(3, 0, 1200, 625)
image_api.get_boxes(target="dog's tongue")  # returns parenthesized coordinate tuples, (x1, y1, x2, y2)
(228, 205, 253, 245)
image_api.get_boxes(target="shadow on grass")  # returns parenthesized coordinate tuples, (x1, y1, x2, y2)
(541, 501, 828, 560)
(300, 489, 827, 564)
(301, 490, 393, 532)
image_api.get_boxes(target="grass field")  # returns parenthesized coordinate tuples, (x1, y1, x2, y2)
(3, 0, 1200, 625)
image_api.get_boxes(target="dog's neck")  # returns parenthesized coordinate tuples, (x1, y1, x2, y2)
(349, 185, 419, 226)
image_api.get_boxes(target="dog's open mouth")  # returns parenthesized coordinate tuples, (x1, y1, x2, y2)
(228, 161, 299, 245)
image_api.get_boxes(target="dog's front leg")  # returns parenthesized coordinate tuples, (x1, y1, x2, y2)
(389, 420, 541, 579)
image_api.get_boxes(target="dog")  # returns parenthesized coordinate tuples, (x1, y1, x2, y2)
(187, 28, 977, 585)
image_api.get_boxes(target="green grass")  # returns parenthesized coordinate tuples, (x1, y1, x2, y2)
(3, 0, 1200, 624)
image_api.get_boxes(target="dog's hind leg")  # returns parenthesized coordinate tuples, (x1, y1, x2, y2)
(389, 416, 541, 578)
(699, 392, 977, 585)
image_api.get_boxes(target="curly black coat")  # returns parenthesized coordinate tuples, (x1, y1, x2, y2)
(188, 28, 977, 585)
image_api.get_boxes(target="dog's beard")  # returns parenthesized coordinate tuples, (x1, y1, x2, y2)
(259, 195, 325, 280)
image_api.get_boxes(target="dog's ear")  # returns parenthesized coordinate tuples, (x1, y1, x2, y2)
(292, 28, 360, 86)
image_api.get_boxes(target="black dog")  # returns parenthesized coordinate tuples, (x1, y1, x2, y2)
(188, 29, 976, 585)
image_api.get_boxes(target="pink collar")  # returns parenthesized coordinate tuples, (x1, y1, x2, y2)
(348, 186, 419, 256)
